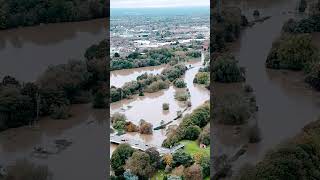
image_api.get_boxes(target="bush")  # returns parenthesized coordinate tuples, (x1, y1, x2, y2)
(111, 144, 135, 176)
(200, 156, 210, 178)
(184, 125, 201, 140)
(213, 93, 253, 125)
(198, 124, 210, 145)
(183, 164, 203, 180)
(139, 119, 153, 134)
(194, 72, 210, 85)
(145, 80, 169, 93)
(172, 150, 194, 167)
(266, 33, 319, 70)
(212, 54, 246, 83)
(125, 151, 155, 179)
(163, 103, 170, 110)
(305, 63, 320, 90)
(174, 91, 189, 101)
(174, 79, 186, 88)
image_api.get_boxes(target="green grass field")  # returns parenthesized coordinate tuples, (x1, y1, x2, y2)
(180, 140, 210, 157)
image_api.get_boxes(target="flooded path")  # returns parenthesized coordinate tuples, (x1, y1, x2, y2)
(0, 18, 107, 82)
(110, 53, 209, 153)
(213, 0, 320, 172)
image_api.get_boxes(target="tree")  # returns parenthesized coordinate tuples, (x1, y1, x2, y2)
(111, 144, 134, 176)
(145, 147, 160, 166)
(139, 119, 153, 134)
(184, 125, 201, 140)
(125, 151, 155, 179)
(183, 164, 203, 180)
(172, 150, 194, 167)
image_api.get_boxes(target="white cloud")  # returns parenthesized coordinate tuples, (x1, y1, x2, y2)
(111, 0, 210, 8)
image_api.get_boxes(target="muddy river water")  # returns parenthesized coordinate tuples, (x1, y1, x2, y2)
(0, 19, 107, 180)
(213, 0, 320, 173)
(110, 53, 210, 154)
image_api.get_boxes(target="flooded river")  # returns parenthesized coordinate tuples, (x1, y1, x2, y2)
(213, 0, 320, 173)
(110, 53, 210, 153)
(0, 18, 107, 82)
(0, 19, 107, 180)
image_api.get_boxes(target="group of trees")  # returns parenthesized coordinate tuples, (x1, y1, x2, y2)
(111, 48, 176, 71)
(162, 102, 210, 148)
(212, 7, 247, 52)
(268, 15, 320, 91)
(237, 118, 320, 180)
(111, 143, 210, 180)
(110, 64, 187, 103)
(212, 54, 246, 83)
(0, 0, 107, 29)
(0, 41, 107, 131)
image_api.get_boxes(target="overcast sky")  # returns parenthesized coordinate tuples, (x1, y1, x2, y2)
(110, 0, 210, 8)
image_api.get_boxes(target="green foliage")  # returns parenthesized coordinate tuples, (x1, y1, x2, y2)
(85, 39, 107, 60)
(305, 63, 320, 90)
(186, 51, 201, 58)
(162, 103, 210, 148)
(125, 151, 155, 179)
(111, 113, 127, 131)
(212, 54, 245, 83)
(111, 144, 135, 176)
(198, 123, 210, 145)
(266, 33, 320, 70)
(194, 72, 210, 85)
(172, 150, 194, 167)
(184, 125, 201, 140)
(213, 92, 256, 125)
(174, 91, 189, 101)
(239, 119, 320, 180)
(174, 79, 186, 88)
(162, 103, 170, 110)
(200, 156, 210, 178)
(0, 0, 107, 30)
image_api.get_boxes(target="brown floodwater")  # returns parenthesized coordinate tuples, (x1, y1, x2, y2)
(110, 65, 166, 87)
(0, 104, 107, 180)
(213, 0, 320, 174)
(0, 18, 107, 82)
(110, 53, 210, 151)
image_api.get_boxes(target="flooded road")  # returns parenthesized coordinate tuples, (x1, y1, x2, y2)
(110, 53, 209, 152)
(0, 18, 107, 82)
(213, 0, 320, 172)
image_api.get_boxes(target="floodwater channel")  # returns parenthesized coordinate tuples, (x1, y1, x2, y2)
(213, 0, 320, 174)
(110, 53, 210, 154)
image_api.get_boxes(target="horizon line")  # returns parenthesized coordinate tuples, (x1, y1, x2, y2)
(110, 5, 210, 9)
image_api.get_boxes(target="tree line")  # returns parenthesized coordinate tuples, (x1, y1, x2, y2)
(0, 0, 108, 29)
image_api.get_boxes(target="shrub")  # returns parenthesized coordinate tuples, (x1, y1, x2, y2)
(174, 79, 186, 88)
(145, 80, 169, 93)
(125, 121, 139, 132)
(125, 151, 155, 179)
(305, 63, 320, 90)
(139, 119, 153, 134)
(198, 124, 210, 145)
(184, 125, 201, 140)
(213, 93, 253, 125)
(163, 103, 170, 110)
(174, 91, 189, 101)
(183, 164, 203, 180)
(212, 54, 245, 83)
(172, 150, 194, 167)
(194, 72, 210, 85)
(266, 33, 320, 70)
(111, 143, 135, 176)
(200, 156, 210, 178)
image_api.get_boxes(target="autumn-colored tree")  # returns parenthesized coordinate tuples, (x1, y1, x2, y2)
(183, 164, 203, 180)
